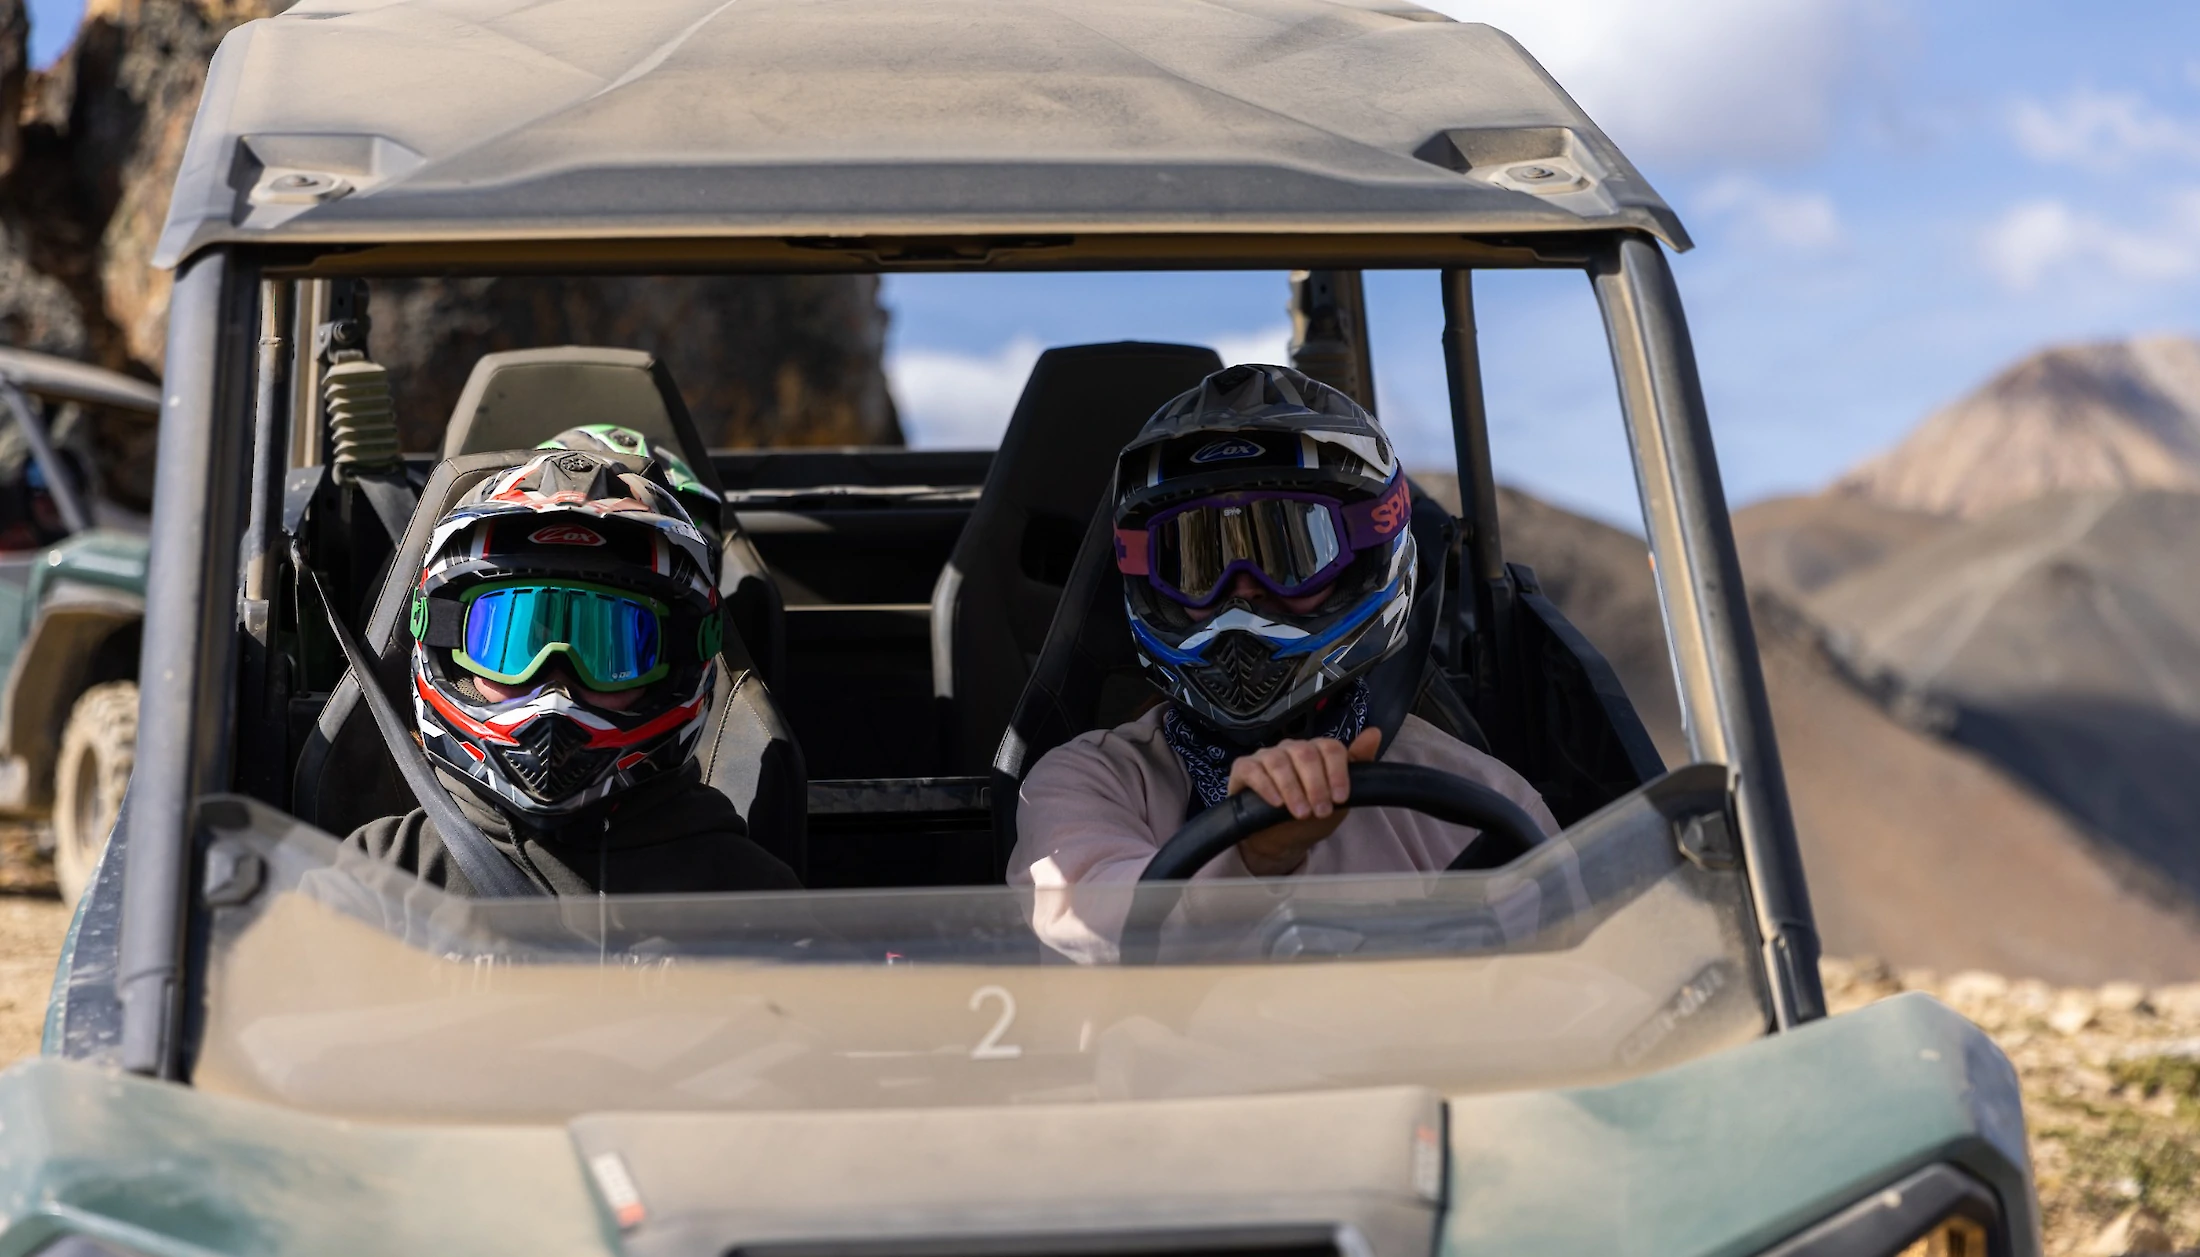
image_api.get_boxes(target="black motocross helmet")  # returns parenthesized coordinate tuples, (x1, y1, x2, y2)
(1112, 364, 1415, 741)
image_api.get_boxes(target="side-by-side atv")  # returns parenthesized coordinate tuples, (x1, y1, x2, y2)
(0, 349, 155, 905)
(25, 3, 2033, 1256)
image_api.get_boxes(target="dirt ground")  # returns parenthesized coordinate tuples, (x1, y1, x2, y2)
(0, 825, 65, 1065)
(0, 895, 67, 1064)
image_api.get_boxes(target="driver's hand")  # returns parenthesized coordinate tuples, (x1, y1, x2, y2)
(1228, 728, 1383, 877)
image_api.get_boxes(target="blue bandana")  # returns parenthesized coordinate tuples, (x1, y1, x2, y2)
(1160, 679, 1371, 812)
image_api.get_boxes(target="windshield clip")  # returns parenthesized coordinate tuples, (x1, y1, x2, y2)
(203, 841, 267, 908)
(1675, 811, 1738, 871)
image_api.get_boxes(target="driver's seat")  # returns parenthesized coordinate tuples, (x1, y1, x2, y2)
(988, 476, 1466, 877)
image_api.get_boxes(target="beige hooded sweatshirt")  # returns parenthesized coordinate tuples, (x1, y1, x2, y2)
(1009, 708, 1560, 963)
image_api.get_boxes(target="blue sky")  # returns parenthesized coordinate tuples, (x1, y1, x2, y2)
(30, 1, 2200, 524)
(887, 1, 2200, 523)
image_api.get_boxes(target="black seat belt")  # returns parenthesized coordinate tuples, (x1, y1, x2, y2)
(294, 541, 547, 898)
(350, 472, 419, 550)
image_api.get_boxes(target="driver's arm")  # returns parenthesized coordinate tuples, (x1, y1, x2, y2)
(1007, 722, 1264, 962)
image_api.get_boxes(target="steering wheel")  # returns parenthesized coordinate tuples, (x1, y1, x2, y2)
(1119, 762, 1550, 963)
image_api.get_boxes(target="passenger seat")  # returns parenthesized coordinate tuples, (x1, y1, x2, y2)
(930, 342, 1222, 773)
(441, 346, 786, 692)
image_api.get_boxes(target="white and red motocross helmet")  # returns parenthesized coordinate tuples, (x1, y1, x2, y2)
(406, 449, 723, 819)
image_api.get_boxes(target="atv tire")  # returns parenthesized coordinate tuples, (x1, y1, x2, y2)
(54, 681, 137, 908)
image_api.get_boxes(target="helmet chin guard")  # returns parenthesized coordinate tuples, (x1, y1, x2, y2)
(1116, 364, 1416, 743)
(409, 449, 722, 820)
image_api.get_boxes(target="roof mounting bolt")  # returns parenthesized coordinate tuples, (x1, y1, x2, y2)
(254, 168, 352, 205)
(1510, 164, 1561, 183)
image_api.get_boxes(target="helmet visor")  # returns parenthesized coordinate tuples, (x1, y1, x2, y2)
(455, 580, 668, 693)
(1139, 494, 1349, 608)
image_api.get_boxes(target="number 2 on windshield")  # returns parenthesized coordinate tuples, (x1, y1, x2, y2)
(968, 985, 1024, 1060)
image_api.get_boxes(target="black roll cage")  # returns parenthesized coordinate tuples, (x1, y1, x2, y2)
(111, 230, 1822, 1080)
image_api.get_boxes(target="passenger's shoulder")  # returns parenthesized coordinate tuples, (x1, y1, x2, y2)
(342, 808, 450, 884)
(345, 809, 424, 863)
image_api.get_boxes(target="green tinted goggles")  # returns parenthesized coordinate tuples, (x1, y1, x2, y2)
(446, 580, 672, 694)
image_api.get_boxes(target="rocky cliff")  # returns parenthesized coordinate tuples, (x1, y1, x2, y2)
(0, 0, 898, 503)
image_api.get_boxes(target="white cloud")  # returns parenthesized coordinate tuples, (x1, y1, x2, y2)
(1421, 0, 1878, 164)
(2009, 88, 2200, 170)
(1979, 192, 2200, 292)
(888, 336, 1043, 448)
(889, 328, 1288, 447)
(1695, 175, 1845, 251)
(1212, 324, 1292, 368)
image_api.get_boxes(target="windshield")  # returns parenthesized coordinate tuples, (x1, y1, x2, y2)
(192, 780, 1768, 1123)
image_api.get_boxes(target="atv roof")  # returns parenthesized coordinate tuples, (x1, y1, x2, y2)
(0, 347, 161, 413)
(153, 0, 1687, 269)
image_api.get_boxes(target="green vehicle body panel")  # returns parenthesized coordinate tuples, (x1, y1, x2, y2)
(1440, 992, 2034, 1256)
(28, 531, 152, 607)
(0, 530, 149, 682)
(0, 994, 2028, 1257)
(0, 584, 24, 679)
(0, 1057, 607, 1257)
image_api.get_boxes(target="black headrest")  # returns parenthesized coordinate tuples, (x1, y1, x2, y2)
(936, 342, 1222, 771)
(979, 343, 1221, 517)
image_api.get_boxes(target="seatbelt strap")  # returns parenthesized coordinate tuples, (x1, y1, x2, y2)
(293, 542, 547, 898)
(350, 471, 419, 550)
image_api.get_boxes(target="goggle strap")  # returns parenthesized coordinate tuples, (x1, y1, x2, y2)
(1340, 476, 1411, 550)
(1113, 528, 1150, 576)
(415, 594, 466, 648)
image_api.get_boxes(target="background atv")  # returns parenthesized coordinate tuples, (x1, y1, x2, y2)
(0, 349, 154, 904)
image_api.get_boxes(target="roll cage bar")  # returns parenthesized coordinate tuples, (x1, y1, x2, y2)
(111, 230, 1822, 1079)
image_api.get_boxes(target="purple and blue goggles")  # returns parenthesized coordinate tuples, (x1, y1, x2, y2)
(1115, 477, 1410, 608)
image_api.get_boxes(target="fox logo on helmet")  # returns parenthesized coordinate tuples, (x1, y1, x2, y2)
(1190, 438, 1262, 464)
(530, 523, 606, 547)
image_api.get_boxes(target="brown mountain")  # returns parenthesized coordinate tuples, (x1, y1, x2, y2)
(1837, 337, 2200, 518)
(1731, 493, 1954, 604)
(1416, 473, 2200, 982)
(1799, 489, 2200, 905)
